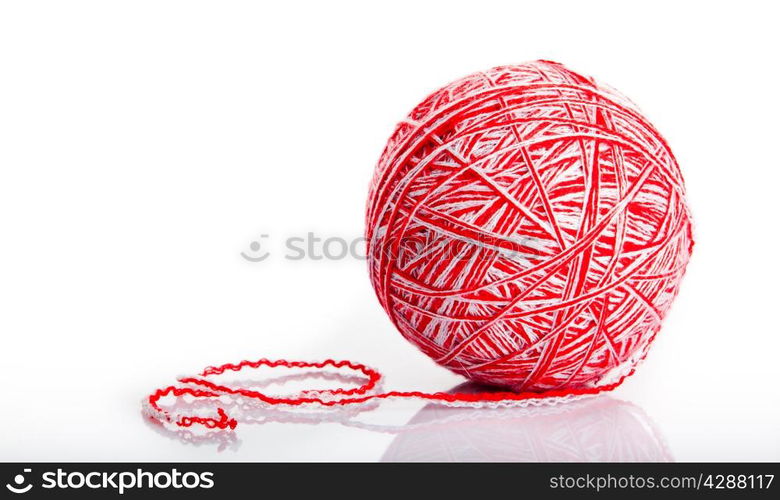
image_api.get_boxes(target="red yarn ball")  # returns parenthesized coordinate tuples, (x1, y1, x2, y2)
(366, 60, 693, 393)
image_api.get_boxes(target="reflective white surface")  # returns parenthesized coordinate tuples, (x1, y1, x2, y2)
(147, 394, 672, 462)
(381, 394, 672, 462)
(1, 0, 779, 462)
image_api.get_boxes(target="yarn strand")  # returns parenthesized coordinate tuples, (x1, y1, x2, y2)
(143, 358, 633, 431)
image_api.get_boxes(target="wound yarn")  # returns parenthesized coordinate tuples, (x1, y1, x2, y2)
(144, 60, 693, 431)
(366, 60, 693, 391)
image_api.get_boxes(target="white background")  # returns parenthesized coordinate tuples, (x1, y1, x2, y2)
(1, 0, 778, 461)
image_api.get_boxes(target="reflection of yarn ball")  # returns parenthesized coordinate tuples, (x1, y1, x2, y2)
(381, 391, 671, 462)
(366, 60, 693, 392)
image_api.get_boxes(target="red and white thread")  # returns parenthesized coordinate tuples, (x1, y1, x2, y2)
(144, 61, 693, 431)
(143, 358, 624, 431)
(367, 60, 693, 391)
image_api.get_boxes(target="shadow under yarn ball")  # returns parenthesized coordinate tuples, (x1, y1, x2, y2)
(381, 385, 671, 462)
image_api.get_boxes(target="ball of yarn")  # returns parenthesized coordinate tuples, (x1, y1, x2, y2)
(366, 60, 693, 393)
